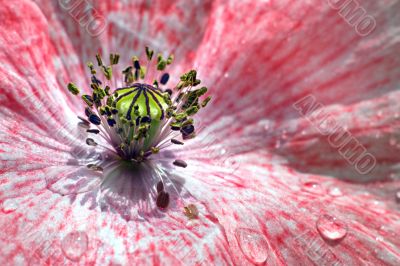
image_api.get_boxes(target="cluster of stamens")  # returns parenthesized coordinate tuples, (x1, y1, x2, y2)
(67, 47, 211, 168)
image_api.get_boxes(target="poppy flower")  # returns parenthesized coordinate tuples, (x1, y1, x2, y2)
(1, 0, 400, 265)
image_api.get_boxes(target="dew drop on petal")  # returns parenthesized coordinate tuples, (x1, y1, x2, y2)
(61, 231, 88, 261)
(316, 214, 347, 242)
(235, 228, 270, 264)
(328, 187, 343, 197)
(302, 182, 325, 195)
(2, 199, 18, 213)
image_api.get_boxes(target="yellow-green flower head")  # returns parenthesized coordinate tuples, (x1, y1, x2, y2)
(113, 84, 169, 151)
(66, 48, 211, 163)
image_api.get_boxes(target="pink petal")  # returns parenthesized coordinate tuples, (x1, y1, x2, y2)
(33, 0, 213, 72)
(194, 0, 400, 123)
(1, 0, 400, 265)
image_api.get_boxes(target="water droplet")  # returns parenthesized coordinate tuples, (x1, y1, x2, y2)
(316, 214, 347, 242)
(302, 182, 325, 195)
(235, 228, 270, 264)
(2, 199, 19, 213)
(224, 72, 230, 78)
(61, 231, 88, 261)
(328, 187, 343, 197)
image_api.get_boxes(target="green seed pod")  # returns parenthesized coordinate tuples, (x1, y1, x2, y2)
(114, 84, 169, 150)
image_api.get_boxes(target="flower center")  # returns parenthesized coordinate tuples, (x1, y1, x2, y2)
(67, 47, 211, 165)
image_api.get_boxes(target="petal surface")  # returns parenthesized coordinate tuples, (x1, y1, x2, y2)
(1, 0, 400, 265)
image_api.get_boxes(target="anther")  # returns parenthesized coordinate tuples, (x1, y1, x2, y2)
(88, 114, 101, 125)
(145, 47, 154, 61)
(86, 138, 97, 146)
(95, 54, 103, 66)
(91, 75, 102, 85)
(181, 124, 195, 136)
(87, 129, 100, 134)
(171, 139, 184, 145)
(82, 95, 94, 107)
(156, 191, 170, 209)
(87, 164, 103, 171)
(183, 204, 199, 219)
(107, 118, 116, 127)
(173, 159, 187, 168)
(160, 73, 170, 85)
(85, 107, 93, 117)
(78, 116, 90, 126)
(133, 57, 141, 70)
(67, 83, 80, 95)
(156, 181, 164, 193)
(78, 122, 90, 129)
(165, 89, 173, 95)
(201, 96, 212, 107)
(140, 116, 151, 123)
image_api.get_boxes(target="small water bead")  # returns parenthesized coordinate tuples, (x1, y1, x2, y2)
(235, 228, 270, 264)
(2, 199, 19, 213)
(328, 187, 343, 197)
(302, 182, 325, 195)
(316, 214, 347, 242)
(61, 231, 89, 261)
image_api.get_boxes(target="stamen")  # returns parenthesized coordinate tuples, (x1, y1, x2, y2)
(91, 75, 102, 85)
(88, 114, 101, 125)
(173, 159, 188, 168)
(183, 204, 199, 219)
(82, 95, 94, 107)
(133, 56, 141, 70)
(87, 129, 100, 134)
(145, 46, 154, 61)
(160, 73, 170, 85)
(67, 83, 80, 95)
(171, 139, 184, 145)
(86, 138, 97, 146)
(78, 116, 90, 126)
(87, 164, 103, 171)
(156, 191, 170, 209)
(156, 181, 164, 193)
(68, 48, 211, 166)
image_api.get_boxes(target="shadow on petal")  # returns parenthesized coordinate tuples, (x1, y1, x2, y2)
(48, 151, 187, 221)
(98, 159, 187, 221)
(46, 166, 104, 195)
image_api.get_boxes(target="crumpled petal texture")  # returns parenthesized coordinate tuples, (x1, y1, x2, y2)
(0, 0, 400, 265)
